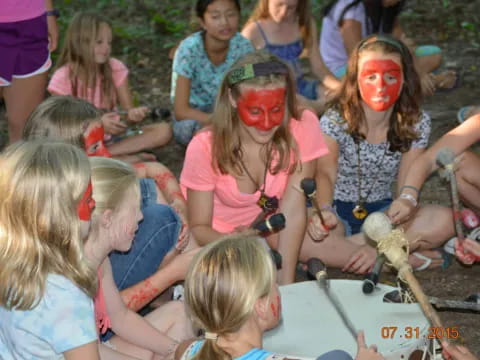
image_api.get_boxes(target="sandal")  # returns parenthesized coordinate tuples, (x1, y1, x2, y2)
(410, 249, 451, 271)
(457, 105, 480, 124)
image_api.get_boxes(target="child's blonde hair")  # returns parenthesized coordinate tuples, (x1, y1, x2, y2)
(185, 234, 276, 360)
(56, 12, 116, 109)
(211, 49, 299, 176)
(246, 0, 313, 49)
(23, 96, 100, 148)
(89, 156, 139, 215)
(0, 140, 97, 310)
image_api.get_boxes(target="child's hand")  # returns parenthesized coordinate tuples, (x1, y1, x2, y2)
(387, 198, 416, 225)
(455, 238, 480, 265)
(128, 106, 150, 123)
(343, 245, 377, 274)
(101, 112, 126, 135)
(355, 331, 384, 360)
(166, 248, 201, 282)
(307, 209, 337, 241)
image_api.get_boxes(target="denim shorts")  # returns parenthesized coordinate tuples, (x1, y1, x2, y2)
(334, 198, 392, 236)
(172, 103, 213, 146)
(139, 178, 158, 208)
(297, 76, 319, 100)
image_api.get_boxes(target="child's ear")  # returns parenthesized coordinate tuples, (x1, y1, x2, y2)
(253, 296, 270, 323)
(100, 209, 113, 228)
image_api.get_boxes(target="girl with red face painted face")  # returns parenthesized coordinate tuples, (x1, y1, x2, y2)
(24, 96, 198, 323)
(0, 141, 100, 359)
(320, 0, 457, 95)
(304, 35, 455, 274)
(181, 50, 330, 285)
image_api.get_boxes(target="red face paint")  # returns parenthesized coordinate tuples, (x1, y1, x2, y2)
(358, 59, 403, 112)
(84, 123, 112, 157)
(269, 293, 282, 321)
(77, 182, 96, 221)
(237, 88, 286, 131)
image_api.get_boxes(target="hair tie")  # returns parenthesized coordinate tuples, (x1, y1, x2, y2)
(228, 61, 288, 85)
(204, 331, 219, 341)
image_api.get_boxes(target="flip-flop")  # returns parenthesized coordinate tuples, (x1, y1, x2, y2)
(411, 249, 451, 271)
(457, 106, 475, 123)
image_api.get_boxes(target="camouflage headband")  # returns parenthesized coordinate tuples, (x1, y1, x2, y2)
(227, 61, 289, 85)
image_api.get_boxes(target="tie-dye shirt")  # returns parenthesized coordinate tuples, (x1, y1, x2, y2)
(181, 340, 287, 360)
(0, 274, 97, 359)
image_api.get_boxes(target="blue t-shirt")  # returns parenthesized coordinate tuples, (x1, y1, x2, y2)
(181, 340, 286, 360)
(0, 274, 97, 360)
(171, 31, 254, 109)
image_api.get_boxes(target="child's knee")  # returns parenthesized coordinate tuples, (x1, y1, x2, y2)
(155, 122, 173, 142)
(145, 123, 172, 146)
(457, 151, 480, 180)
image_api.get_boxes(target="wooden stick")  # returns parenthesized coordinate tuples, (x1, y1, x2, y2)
(400, 268, 448, 337)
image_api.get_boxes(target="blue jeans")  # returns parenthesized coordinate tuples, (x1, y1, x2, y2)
(172, 104, 213, 146)
(102, 181, 181, 341)
(297, 76, 319, 100)
(334, 199, 392, 236)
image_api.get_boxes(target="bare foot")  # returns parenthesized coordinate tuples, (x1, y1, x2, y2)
(432, 70, 457, 90)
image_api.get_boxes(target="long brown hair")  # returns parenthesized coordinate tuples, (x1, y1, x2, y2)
(333, 34, 422, 153)
(211, 50, 299, 176)
(246, 0, 312, 49)
(56, 12, 116, 109)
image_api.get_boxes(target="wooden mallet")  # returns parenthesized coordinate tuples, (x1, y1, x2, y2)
(363, 212, 450, 346)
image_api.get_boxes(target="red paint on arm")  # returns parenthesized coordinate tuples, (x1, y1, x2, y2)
(122, 278, 161, 312)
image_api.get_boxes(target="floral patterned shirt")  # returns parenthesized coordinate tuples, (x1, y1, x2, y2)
(319, 109, 431, 202)
(170, 31, 254, 108)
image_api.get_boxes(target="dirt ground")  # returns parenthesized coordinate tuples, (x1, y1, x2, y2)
(0, 0, 478, 355)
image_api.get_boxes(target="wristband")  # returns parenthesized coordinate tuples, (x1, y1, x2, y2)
(46, 9, 60, 18)
(400, 185, 420, 196)
(321, 204, 335, 213)
(399, 193, 418, 207)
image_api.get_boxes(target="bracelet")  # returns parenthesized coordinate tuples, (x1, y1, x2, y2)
(320, 204, 335, 213)
(400, 185, 420, 196)
(399, 193, 418, 207)
(46, 9, 60, 18)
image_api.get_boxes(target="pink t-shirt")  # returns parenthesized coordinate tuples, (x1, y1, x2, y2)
(48, 58, 129, 109)
(0, 0, 45, 23)
(180, 110, 329, 233)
